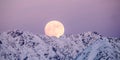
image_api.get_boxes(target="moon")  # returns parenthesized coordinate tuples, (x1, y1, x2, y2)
(44, 20, 64, 38)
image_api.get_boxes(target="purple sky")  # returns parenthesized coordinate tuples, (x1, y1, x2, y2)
(0, 0, 120, 37)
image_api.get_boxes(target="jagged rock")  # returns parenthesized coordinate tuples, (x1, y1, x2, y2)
(0, 30, 119, 60)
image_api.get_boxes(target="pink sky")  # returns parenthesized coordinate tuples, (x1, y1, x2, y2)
(0, 0, 120, 37)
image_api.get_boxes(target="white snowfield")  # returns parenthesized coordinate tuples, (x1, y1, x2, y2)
(0, 30, 120, 60)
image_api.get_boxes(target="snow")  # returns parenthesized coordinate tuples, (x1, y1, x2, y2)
(0, 30, 120, 60)
(76, 38, 120, 60)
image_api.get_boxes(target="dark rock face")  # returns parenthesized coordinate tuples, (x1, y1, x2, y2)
(7, 30, 23, 38)
(0, 30, 120, 60)
(0, 40, 2, 44)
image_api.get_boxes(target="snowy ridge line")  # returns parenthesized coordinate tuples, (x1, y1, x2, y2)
(0, 30, 120, 60)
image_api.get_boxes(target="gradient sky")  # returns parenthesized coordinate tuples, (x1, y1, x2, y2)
(0, 0, 120, 37)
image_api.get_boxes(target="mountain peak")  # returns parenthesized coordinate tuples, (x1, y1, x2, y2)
(0, 30, 120, 60)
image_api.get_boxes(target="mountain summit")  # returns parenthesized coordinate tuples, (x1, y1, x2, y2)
(0, 30, 120, 60)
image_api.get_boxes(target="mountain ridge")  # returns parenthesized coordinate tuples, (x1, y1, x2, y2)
(0, 30, 120, 60)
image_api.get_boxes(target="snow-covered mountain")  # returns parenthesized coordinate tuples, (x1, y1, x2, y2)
(0, 30, 119, 60)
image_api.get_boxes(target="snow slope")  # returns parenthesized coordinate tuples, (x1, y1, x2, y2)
(76, 38, 120, 60)
(0, 30, 119, 60)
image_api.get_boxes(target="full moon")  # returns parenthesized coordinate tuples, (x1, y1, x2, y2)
(44, 20, 64, 38)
